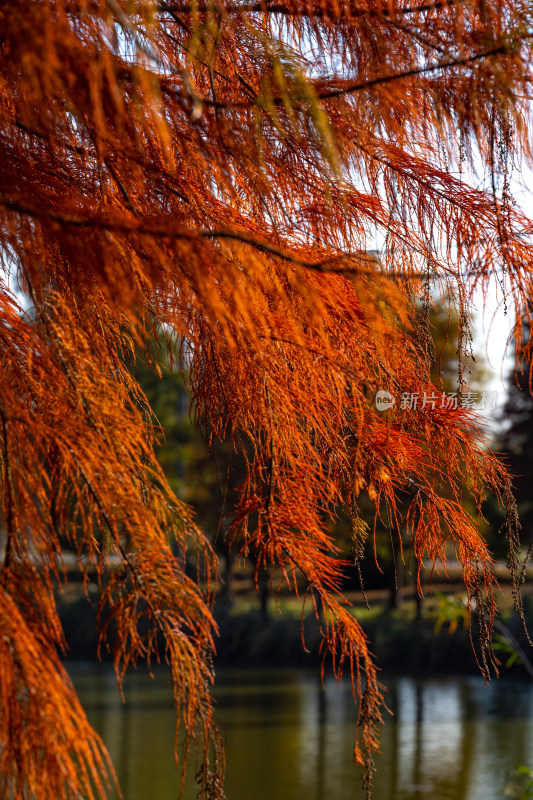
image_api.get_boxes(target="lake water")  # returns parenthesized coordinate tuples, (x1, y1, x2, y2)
(70, 665, 533, 800)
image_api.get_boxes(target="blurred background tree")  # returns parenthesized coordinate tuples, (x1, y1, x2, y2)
(497, 313, 533, 548)
(135, 340, 250, 610)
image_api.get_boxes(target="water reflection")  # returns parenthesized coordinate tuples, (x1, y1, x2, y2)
(70, 666, 533, 800)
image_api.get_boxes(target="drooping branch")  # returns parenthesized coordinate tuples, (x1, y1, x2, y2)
(159, 0, 461, 19)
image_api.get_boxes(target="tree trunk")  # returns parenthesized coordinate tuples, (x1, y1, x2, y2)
(221, 547, 235, 607)
(258, 567, 270, 626)
(389, 538, 404, 610)
(415, 555, 424, 621)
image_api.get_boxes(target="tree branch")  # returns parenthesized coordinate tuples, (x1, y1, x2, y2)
(315, 39, 525, 100)
(0, 193, 401, 273)
(160, 0, 459, 19)
(157, 34, 529, 110)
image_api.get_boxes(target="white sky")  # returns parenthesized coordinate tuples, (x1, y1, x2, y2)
(472, 282, 514, 424)
(471, 172, 533, 422)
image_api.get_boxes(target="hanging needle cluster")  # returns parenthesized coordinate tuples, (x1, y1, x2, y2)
(1, 1, 533, 798)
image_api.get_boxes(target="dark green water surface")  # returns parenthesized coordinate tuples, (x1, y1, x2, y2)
(70, 665, 533, 800)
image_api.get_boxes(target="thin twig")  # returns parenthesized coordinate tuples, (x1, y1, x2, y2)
(0, 407, 15, 586)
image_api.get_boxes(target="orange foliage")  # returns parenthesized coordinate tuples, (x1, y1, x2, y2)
(1, 1, 532, 798)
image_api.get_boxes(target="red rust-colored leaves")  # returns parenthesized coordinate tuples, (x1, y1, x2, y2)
(1, 1, 533, 798)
